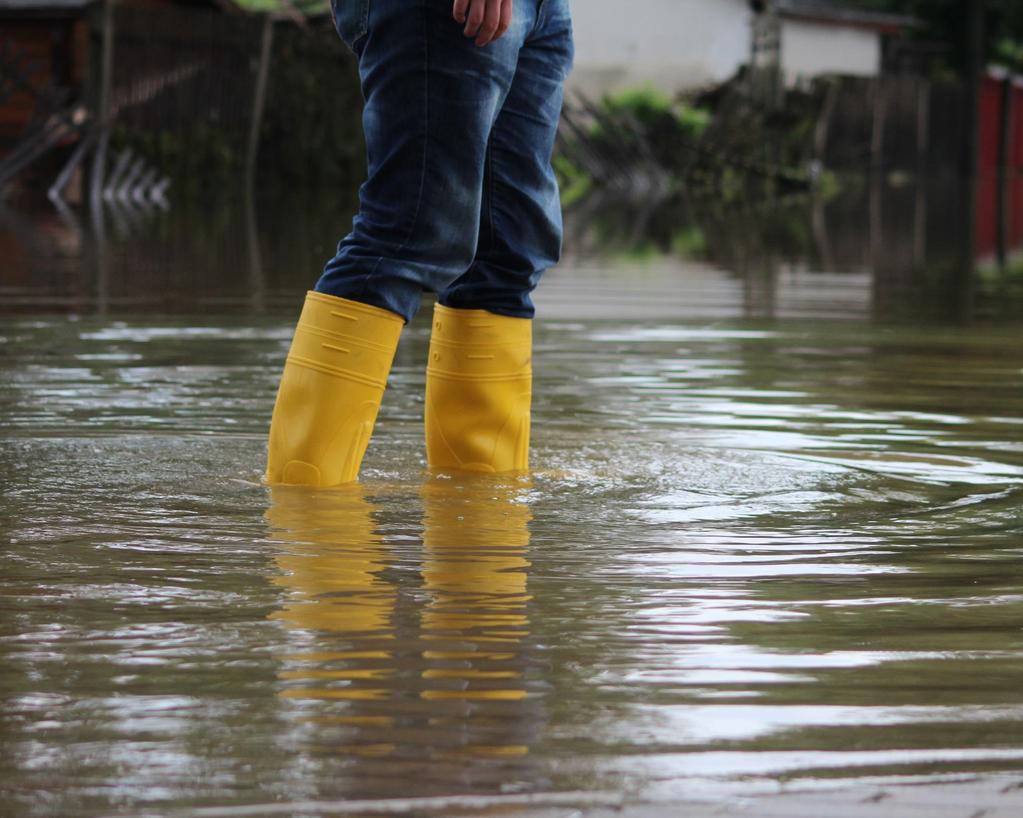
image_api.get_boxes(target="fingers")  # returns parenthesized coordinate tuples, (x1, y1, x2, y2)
(474, 0, 501, 46)
(481, 0, 512, 45)
(498, 0, 513, 40)
(462, 0, 486, 38)
(458, 0, 511, 47)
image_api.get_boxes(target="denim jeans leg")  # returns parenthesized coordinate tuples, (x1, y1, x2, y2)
(438, 0, 574, 318)
(315, 0, 535, 324)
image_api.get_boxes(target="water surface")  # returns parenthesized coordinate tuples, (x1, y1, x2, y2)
(1, 186, 1023, 815)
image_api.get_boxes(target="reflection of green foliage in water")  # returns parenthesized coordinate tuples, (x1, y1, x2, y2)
(572, 192, 817, 266)
(111, 122, 242, 197)
(617, 240, 661, 263)
(671, 225, 706, 259)
(554, 155, 592, 208)
(977, 257, 1023, 320)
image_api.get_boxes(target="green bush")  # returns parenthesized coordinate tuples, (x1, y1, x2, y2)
(259, 24, 366, 188)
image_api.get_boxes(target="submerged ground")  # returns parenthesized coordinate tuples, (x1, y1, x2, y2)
(1, 181, 1022, 816)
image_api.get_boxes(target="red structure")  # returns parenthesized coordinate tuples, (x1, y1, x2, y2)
(976, 69, 1023, 263)
(0, 0, 242, 156)
(0, 1, 90, 152)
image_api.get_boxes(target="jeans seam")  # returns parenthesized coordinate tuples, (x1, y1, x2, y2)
(531, 0, 546, 39)
(486, 136, 496, 252)
(360, 0, 430, 306)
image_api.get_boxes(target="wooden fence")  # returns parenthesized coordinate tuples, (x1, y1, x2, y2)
(816, 74, 968, 173)
(0, 0, 364, 201)
(100, 2, 364, 192)
(107, 3, 267, 183)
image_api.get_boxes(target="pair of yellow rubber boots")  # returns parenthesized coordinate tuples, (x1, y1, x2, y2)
(265, 291, 532, 487)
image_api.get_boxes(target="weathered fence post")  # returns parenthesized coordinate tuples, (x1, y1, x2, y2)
(913, 76, 930, 270)
(88, 0, 116, 215)
(954, 0, 984, 321)
(245, 13, 275, 193)
(913, 166, 927, 270)
(871, 77, 887, 171)
(814, 79, 838, 166)
(996, 75, 1013, 268)
(915, 77, 930, 171)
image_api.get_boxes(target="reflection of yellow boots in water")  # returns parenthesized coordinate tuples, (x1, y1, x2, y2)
(268, 486, 396, 713)
(420, 475, 532, 706)
(425, 304, 532, 473)
(266, 292, 403, 487)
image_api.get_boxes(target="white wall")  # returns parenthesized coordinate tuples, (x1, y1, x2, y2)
(567, 0, 753, 98)
(780, 19, 882, 87)
(567, 2, 886, 98)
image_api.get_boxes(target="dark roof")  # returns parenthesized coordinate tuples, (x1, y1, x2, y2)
(171, 0, 245, 11)
(777, 0, 919, 33)
(0, 0, 243, 13)
(0, 0, 91, 9)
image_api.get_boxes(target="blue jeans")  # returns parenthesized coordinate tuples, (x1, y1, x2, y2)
(316, 0, 574, 323)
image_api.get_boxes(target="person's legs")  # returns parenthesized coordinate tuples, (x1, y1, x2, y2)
(437, 0, 574, 317)
(268, 0, 546, 487)
(425, 0, 574, 473)
(315, 0, 538, 324)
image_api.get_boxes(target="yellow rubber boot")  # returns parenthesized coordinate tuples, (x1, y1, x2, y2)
(425, 304, 532, 473)
(266, 291, 403, 487)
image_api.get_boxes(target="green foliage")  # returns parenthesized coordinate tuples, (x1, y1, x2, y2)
(602, 87, 672, 124)
(234, 0, 326, 13)
(850, 0, 1023, 73)
(110, 121, 243, 198)
(555, 80, 817, 210)
(233, 0, 280, 10)
(108, 20, 364, 196)
(258, 24, 366, 187)
(976, 255, 1023, 318)
(675, 104, 711, 137)
(994, 36, 1023, 70)
(553, 154, 592, 207)
(670, 225, 706, 258)
(600, 86, 711, 139)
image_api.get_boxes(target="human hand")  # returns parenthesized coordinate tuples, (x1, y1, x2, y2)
(452, 0, 513, 47)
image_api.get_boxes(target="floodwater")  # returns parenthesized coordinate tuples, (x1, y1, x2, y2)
(2, 179, 1023, 816)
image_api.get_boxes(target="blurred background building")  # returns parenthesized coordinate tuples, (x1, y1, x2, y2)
(568, 0, 917, 98)
(0, 0, 1021, 320)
